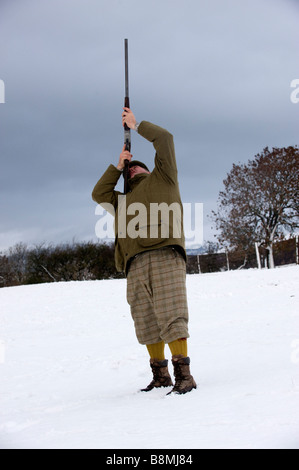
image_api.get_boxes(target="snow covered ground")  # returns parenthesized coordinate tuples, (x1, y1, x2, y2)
(0, 265, 299, 449)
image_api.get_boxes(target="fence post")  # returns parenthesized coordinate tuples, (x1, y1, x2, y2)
(296, 236, 299, 265)
(225, 249, 230, 271)
(197, 255, 201, 274)
(255, 242, 262, 269)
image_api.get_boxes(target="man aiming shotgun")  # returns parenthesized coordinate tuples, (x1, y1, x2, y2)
(92, 107, 196, 395)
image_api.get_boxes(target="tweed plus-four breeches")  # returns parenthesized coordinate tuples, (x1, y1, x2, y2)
(126, 247, 190, 345)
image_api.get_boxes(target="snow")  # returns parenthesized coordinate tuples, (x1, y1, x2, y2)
(0, 266, 299, 449)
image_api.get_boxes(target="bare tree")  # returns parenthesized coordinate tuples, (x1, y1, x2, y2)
(212, 146, 299, 268)
(8, 243, 28, 284)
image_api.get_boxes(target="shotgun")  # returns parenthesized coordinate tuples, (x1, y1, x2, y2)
(123, 38, 131, 194)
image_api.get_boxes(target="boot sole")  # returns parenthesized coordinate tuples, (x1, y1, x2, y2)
(140, 384, 173, 392)
(166, 384, 197, 396)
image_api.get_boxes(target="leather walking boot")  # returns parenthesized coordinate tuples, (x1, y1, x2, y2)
(167, 355, 197, 395)
(141, 359, 173, 392)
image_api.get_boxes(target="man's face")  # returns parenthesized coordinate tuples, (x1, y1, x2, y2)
(129, 165, 150, 179)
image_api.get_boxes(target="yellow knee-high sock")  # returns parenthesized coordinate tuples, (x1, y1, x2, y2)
(168, 338, 188, 357)
(146, 341, 165, 361)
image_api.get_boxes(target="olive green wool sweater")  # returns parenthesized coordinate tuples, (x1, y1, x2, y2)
(92, 121, 186, 274)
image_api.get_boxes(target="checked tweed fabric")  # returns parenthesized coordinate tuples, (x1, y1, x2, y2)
(126, 247, 190, 345)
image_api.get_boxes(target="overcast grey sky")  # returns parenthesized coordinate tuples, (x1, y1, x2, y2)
(0, 0, 298, 251)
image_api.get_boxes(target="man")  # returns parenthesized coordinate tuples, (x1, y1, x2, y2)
(92, 108, 196, 395)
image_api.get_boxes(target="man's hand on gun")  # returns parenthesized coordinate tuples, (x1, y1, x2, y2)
(117, 108, 136, 171)
(122, 107, 136, 130)
(117, 144, 132, 171)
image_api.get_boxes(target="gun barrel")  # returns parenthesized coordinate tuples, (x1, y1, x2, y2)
(123, 39, 131, 194)
(124, 38, 131, 152)
(124, 39, 129, 98)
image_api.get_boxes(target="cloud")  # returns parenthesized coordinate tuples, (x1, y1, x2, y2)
(0, 0, 298, 250)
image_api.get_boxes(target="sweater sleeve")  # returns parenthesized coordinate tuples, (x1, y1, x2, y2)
(92, 164, 123, 214)
(137, 121, 178, 184)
